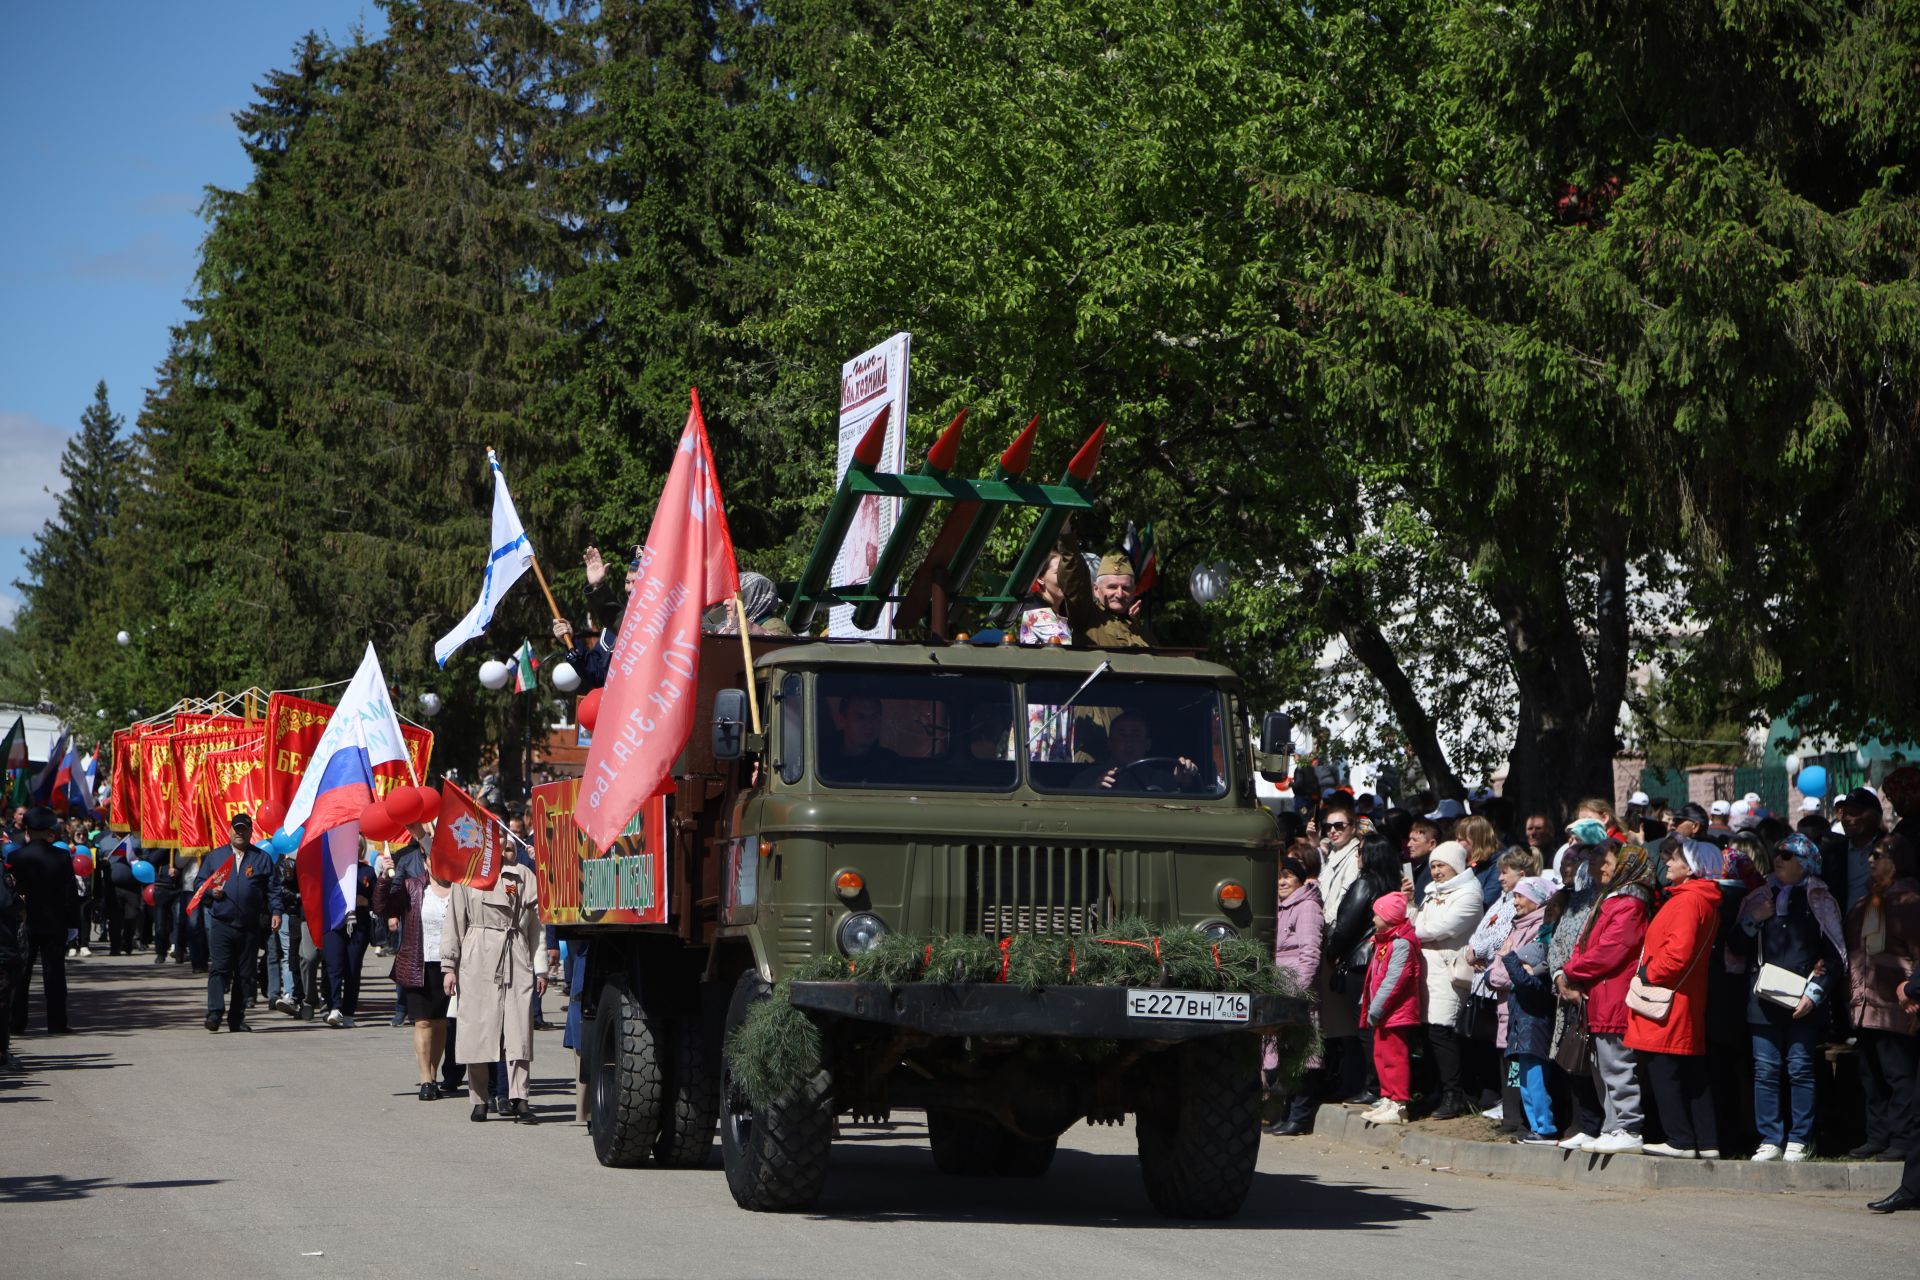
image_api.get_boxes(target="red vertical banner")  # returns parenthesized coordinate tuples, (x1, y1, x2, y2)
(202, 743, 270, 832)
(108, 729, 140, 834)
(174, 726, 266, 852)
(138, 727, 180, 850)
(264, 693, 334, 811)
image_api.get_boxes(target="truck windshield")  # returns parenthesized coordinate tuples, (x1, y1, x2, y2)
(815, 670, 1020, 791)
(1025, 677, 1228, 798)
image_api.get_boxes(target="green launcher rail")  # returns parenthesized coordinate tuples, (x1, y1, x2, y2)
(782, 409, 1108, 637)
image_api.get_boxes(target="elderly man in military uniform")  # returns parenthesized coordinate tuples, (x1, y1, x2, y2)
(1055, 524, 1155, 648)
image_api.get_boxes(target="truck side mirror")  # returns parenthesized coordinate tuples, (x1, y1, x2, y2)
(1257, 710, 1293, 782)
(713, 688, 748, 761)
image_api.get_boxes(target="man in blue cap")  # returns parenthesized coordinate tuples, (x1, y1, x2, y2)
(201, 812, 281, 1033)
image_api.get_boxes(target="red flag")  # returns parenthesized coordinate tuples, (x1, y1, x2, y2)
(187, 862, 232, 915)
(430, 781, 508, 890)
(575, 390, 739, 851)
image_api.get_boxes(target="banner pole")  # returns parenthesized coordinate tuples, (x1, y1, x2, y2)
(731, 594, 763, 734)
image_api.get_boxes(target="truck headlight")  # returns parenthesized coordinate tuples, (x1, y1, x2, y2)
(1197, 919, 1238, 942)
(836, 911, 888, 956)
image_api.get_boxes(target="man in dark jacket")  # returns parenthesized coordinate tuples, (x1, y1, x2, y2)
(0, 857, 23, 1065)
(7, 808, 80, 1036)
(201, 813, 282, 1033)
(1869, 968, 1920, 1212)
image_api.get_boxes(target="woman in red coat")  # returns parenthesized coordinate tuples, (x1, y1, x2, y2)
(1559, 843, 1654, 1153)
(1628, 838, 1726, 1158)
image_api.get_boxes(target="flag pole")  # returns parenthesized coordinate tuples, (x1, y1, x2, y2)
(730, 595, 763, 734)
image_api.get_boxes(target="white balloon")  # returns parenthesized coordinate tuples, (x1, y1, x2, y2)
(550, 661, 581, 693)
(116, 630, 131, 646)
(417, 692, 443, 717)
(477, 659, 512, 690)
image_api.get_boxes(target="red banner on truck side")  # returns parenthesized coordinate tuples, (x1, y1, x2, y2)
(532, 776, 668, 928)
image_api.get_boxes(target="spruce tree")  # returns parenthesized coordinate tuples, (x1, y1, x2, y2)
(15, 381, 134, 713)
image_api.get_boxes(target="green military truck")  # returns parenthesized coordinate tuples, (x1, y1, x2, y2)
(542, 415, 1307, 1218)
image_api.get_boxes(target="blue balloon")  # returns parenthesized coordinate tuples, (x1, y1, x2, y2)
(1796, 765, 1829, 800)
(131, 858, 157, 885)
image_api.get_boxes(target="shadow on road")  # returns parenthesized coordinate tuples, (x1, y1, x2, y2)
(811, 1144, 1459, 1229)
(0, 1174, 224, 1204)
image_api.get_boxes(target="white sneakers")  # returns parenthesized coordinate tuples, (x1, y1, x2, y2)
(1363, 1099, 1408, 1125)
(78, 947, 94, 958)
(1558, 1132, 1596, 1151)
(1642, 1142, 1694, 1158)
(1753, 1142, 1812, 1162)
(324, 1009, 346, 1028)
(1586, 1131, 1644, 1154)
(1480, 1105, 1506, 1121)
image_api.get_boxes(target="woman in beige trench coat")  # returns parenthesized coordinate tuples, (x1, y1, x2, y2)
(442, 859, 546, 1122)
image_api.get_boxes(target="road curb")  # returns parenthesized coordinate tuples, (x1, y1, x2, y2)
(1311, 1105, 1903, 1192)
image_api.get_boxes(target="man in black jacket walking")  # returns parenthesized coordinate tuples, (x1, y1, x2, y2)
(200, 813, 282, 1033)
(7, 808, 80, 1036)
(1869, 967, 1920, 1213)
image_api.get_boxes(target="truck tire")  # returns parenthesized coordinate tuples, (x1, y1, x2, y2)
(589, 977, 664, 1168)
(720, 970, 833, 1212)
(927, 1110, 1057, 1177)
(653, 1010, 720, 1168)
(1135, 1036, 1259, 1218)
(926, 1109, 1000, 1175)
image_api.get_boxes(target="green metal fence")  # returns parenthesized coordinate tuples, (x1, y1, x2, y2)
(1734, 766, 1788, 817)
(1638, 768, 1691, 805)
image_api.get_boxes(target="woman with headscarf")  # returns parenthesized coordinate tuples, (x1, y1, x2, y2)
(1845, 833, 1920, 1160)
(1467, 846, 1544, 1122)
(1407, 840, 1484, 1118)
(1558, 842, 1656, 1153)
(1490, 876, 1560, 1142)
(1628, 836, 1726, 1158)
(1360, 891, 1424, 1126)
(1732, 832, 1846, 1162)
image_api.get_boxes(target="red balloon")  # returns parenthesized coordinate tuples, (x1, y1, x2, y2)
(255, 800, 287, 835)
(578, 686, 604, 733)
(71, 854, 94, 878)
(382, 787, 428, 826)
(358, 798, 404, 844)
(142, 884, 158, 908)
(408, 784, 444, 823)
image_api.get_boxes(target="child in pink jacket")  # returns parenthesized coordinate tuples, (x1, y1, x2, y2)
(1362, 892, 1425, 1124)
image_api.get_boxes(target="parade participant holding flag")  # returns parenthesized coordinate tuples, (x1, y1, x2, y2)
(281, 643, 415, 953)
(575, 390, 740, 852)
(196, 812, 281, 1034)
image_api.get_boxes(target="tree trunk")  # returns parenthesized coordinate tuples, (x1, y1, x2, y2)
(1336, 613, 1465, 804)
(1490, 528, 1629, 825)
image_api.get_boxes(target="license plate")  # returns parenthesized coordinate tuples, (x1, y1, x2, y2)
(1125, 989, 1251, 1023)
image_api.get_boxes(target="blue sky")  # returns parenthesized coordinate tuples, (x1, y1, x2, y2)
(0, 1, 387, 624)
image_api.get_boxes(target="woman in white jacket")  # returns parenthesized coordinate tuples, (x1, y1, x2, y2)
(1407, 840, 1486, 1118)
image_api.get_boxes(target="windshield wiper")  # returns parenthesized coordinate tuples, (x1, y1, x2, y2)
(1025, 659, 1112, 751)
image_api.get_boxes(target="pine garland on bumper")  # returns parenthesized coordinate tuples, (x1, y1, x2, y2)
(725, 919, 1320, 1110)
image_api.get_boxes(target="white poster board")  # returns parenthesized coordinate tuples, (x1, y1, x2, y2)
(829, 332, 910, 638)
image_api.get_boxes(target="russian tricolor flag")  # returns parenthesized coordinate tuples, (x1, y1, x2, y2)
(283, 643, 412, 946)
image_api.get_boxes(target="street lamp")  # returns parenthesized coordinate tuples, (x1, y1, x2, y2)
(116, 630, 131, 646)
(417, 692, 443, 718)
(477, 659, 511, 690)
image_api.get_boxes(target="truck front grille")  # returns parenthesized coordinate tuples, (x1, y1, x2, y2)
(964, 845, 1110, 937)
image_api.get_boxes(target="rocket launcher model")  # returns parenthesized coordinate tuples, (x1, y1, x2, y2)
(781, 411, 1100, 637)
(990, 423, 1105, 624)
(850, 408, 968, 632)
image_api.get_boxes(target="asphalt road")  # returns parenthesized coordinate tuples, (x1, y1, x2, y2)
(5, 952, 1914, 1279)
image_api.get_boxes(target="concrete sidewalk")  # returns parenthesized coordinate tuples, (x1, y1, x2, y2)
(1312, 1103, 1904, 1192)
